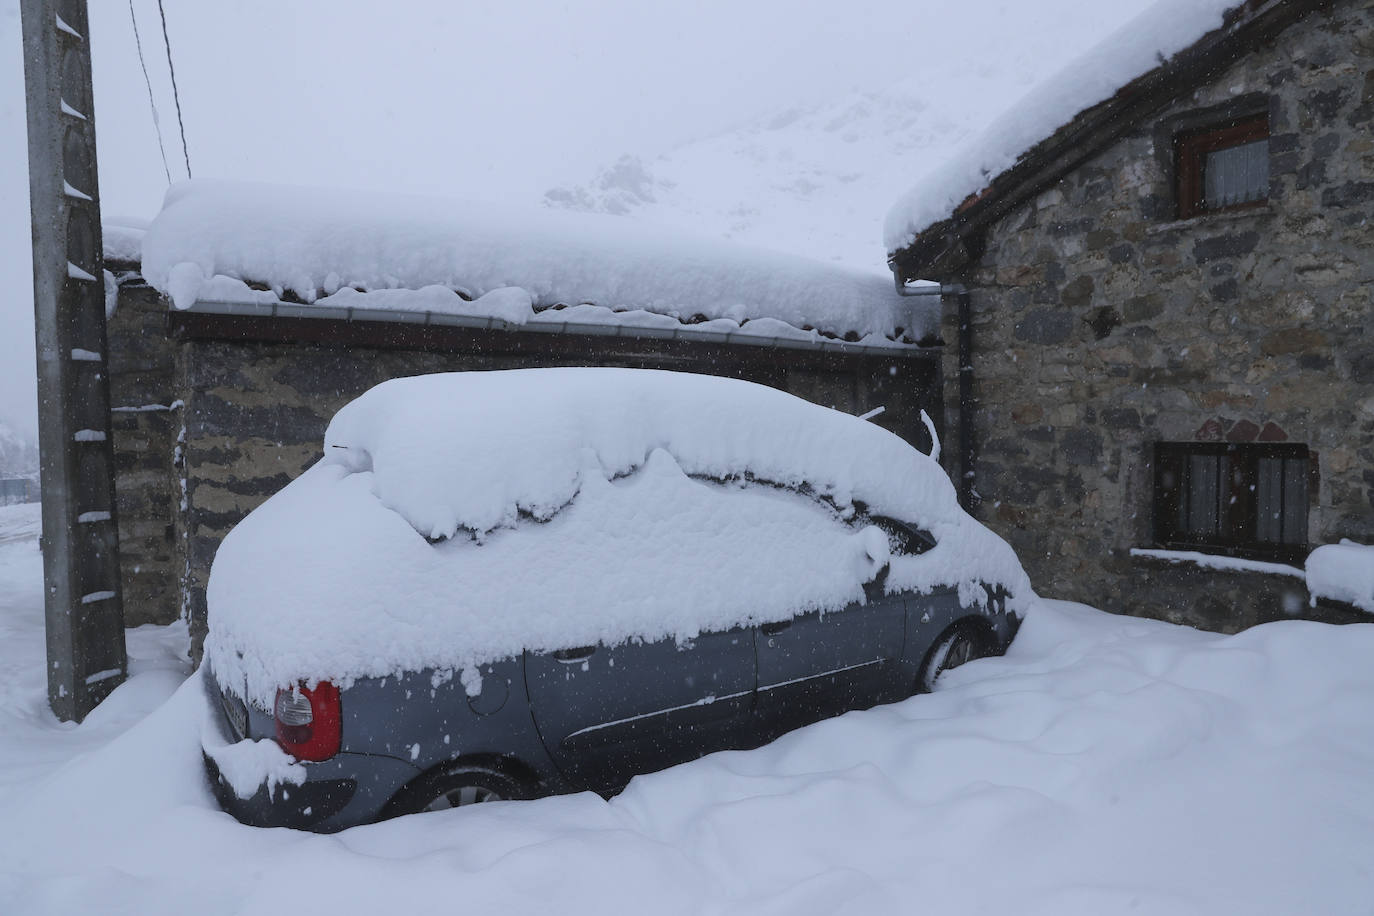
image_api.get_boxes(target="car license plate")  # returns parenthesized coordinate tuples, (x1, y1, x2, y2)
(222, 690, 248, 740)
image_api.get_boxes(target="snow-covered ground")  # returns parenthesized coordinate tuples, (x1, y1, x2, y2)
(1, 502, 1371, 914)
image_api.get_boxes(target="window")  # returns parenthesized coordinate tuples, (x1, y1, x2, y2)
(1153, 442, 1308, 563)
(1175, 114, 1269, 218)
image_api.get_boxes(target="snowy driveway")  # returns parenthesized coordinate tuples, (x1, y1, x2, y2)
(0, 503, 1371, 915)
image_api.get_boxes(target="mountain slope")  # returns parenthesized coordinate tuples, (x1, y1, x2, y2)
(545, 2, 1158, 275)
(545, 82, 967, 274)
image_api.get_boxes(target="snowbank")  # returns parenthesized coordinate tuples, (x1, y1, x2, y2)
(1306, 542, 1374, 614)
(0, 502, 41, 543)
(5, 585, 1374, 915)
(883, 0, 1234, 253)
(141, 180, 934, 343)
(207, 369, 1029, 706)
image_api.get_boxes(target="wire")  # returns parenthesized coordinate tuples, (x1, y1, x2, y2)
(128, 0, 173, 185)
(156, 0, 192, 179)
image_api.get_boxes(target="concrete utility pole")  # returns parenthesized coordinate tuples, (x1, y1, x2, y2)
(22, 0, 127, 721)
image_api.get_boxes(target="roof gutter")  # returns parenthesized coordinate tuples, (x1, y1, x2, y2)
(894, 281, 976, 511)
(177, 297, 937, 358)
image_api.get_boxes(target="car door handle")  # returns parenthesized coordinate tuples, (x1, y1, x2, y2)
(760, 620, 791, 636)
(553, 646, 596, 664)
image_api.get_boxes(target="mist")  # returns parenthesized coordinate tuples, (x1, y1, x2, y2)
(0, 0, 1152, 437)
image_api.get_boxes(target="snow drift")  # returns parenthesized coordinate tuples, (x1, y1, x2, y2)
(6, 580, 1374, 915)
(1306, 542, 1374, 614)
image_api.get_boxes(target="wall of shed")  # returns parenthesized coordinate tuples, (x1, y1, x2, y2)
(948, 2, 1374, 630)
(106, 292, 942, 651)
(106, 283, 181, 627)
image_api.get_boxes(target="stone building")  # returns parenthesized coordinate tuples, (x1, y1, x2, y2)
(103, 188, 942, 650)
(886, 0, 1373, 630)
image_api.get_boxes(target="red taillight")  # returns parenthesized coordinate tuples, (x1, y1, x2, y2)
(274, 681, 341, 761)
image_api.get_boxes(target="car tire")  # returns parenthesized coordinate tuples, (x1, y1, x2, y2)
(383, 763, 533, 819)
(917, 623, 992, 694)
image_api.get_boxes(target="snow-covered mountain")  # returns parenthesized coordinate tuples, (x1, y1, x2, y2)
(545, 82, 970, 274)
(545, 48, 1097, 275)
(545, 4, 1158, 275)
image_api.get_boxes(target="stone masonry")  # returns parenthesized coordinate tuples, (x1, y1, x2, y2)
(106, 282, 179, 626)
(946, 1, 1374, 630)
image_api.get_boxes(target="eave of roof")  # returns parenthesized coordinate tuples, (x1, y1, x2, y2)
(169, 296, 939, 359)
(888, 0, 1332, 284)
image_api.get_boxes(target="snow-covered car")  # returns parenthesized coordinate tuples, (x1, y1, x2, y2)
(200, 369, 1031, 831)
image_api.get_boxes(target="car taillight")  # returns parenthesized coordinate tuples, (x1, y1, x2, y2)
(274, 681, 341, 761)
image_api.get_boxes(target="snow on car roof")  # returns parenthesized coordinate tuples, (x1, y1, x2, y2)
(206, 369, 1030, 706)
(883, 0, 1236, 254)
(139, 180, 935, 345)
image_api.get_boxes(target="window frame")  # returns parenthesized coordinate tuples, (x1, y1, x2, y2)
(1174, 114, 1270, 219)
(1153, 441, 1309, 565)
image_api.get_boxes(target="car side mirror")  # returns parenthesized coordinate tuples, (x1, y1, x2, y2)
(857, 524, 891, 588)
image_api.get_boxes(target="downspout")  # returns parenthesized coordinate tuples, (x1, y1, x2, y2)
(894, 278, 976, 512)
(954, 284, 975, 512)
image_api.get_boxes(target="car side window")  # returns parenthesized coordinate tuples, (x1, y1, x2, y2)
(872, 517, 936, 556)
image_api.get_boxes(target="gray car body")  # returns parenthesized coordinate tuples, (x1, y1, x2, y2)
(204, 577, 1020, 833)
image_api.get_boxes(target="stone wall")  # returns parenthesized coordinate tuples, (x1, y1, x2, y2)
(105, 282, 181, 626)
(947, 2, 1374, 629)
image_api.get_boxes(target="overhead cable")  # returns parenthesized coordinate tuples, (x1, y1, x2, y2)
(127, 0, 173, 185)
(156, 0, 192, 179)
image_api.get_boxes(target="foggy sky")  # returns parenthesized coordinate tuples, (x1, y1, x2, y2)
(0, 0, 1151, 436)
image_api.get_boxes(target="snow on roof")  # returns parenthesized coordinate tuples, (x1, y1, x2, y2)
(883, 0, 1236, 254)
(140, 180, 935, 345)
(102, 217, 147, 265)
(206, 368, 1030, 706)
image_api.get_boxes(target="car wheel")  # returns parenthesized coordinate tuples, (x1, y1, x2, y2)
(917, 624, 991, 693)
(384, 763, 532, 819)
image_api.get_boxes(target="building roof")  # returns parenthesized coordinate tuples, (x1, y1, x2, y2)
(101, 218, 147, 267)
(885, 0, 1330, 283)
(138, 180, 937, 351)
